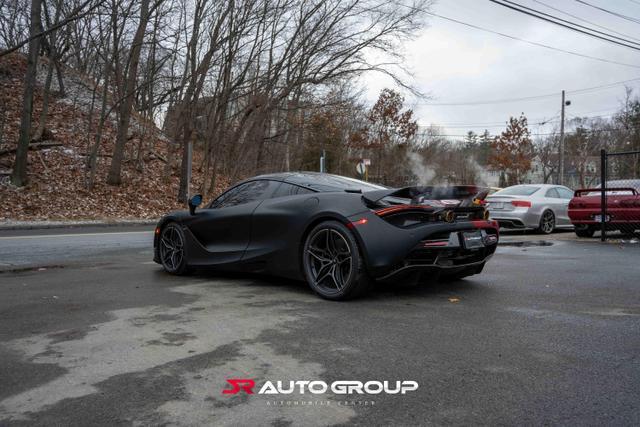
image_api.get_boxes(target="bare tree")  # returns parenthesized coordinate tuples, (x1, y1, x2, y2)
(10, 0, 42, 187)
(534, 134, 558, 184)
(106, 0, 154, 185)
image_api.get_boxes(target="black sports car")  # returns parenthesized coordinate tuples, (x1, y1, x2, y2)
(154, 172, 499, 300)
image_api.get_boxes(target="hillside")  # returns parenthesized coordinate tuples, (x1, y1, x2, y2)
(0, 54, 221, 222)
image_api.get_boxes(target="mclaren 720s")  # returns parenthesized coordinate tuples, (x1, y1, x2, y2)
(154, 172, 499, 300)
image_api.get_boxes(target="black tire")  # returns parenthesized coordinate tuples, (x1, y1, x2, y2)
(158, 222, 190, 275)
(302, 221, 371, 300)
(537, 210, 555, 234)
(574, 226, 595, 238)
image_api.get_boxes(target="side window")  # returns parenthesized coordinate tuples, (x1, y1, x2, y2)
(212, 180, 279, 208)
(210, 185, 243, 209)
(558, 188, 574, 199)
(296, 186, 315, 195)
(545, 188, 560, 198)
(273, 182, 314, 198)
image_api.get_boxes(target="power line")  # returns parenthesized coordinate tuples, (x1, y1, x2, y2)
(490, 0, 640, 51)
(425, 117, 558, 127)
(532, 0, 640, 43)
(416, 93, 558, 106)
(432, 111, 623, 129)
(434, 123, 550, 129)
(575, 0, 640, 25)
(421, 11, 640, 69)
(569, 78, 640, 94)
(414, 77, 640, 106)
(421, 127, 640, 139)
(423, 110, 630, 130)
(433, 117, 561, 128)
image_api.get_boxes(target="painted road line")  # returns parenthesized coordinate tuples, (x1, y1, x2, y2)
(0, 231, 153, 240)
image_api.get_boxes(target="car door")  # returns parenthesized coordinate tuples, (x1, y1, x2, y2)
(555, 187, 575, 225)
(186, 180, 281, 264)
(241, 183, 317, 275)
(543, 187, 567, 225)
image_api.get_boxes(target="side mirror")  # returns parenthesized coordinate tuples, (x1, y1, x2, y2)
(188, 194, 203, 215)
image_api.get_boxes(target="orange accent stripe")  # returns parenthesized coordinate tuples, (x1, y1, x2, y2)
(374, 205, 434, 217)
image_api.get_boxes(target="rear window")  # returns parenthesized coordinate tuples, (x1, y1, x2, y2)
(272, 182, 315, 197)
(287, 174, 386, 192)
(494, 186, 541, 196)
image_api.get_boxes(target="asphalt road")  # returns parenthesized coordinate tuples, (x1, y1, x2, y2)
(0, 227, 639, 426)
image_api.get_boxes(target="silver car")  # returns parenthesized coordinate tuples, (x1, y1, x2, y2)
(485, 184, 575, 234)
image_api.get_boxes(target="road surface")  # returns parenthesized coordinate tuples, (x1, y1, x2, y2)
(0, 226, 639, 426)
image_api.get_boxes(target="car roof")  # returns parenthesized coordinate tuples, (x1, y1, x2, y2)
(245, 171, 332, 182)
(237, 172, 387, 192)
(243, 171, 361, 185)
(503, 184, 570, 190)
(249, 172, 296, 182)
(507, 184, 558, 188)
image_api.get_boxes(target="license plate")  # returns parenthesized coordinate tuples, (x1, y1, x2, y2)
(489, 202, 503, 209)
(594, 215, 610, 222)
(462, 231, 484, 249)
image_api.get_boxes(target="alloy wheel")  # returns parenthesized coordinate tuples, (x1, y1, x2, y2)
(541, 211, 555, 234)
(306, 228, 353, 294)
(160, 225, 184, 272)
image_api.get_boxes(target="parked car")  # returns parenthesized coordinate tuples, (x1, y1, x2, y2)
(485, 184, 575, 234)
(154, 173, 499, 300)
(568, 179, 640, 237)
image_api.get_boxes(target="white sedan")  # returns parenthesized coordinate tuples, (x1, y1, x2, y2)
(485, 184, 575, 234)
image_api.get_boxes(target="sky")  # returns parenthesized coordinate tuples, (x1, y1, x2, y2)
(361, 0, 640, 140)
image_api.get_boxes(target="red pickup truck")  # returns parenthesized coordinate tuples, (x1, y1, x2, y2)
(568, 179, 640, 237)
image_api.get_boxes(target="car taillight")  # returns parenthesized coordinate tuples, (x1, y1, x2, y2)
(510, 200, 532, 208)
(347, 218, 368, 229)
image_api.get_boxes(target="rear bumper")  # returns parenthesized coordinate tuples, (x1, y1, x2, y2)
(569, 208, 640, 226)
(348, 212, 499, 279)
(488, 209, 539, 229)
(377, 246, 495, 281)
(495, 218, 526, 228)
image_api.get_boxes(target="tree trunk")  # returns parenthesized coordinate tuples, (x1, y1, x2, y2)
(11, 0, 43, 187)
(33, 0, 63, 142)
(106, 0, 151, 185)
(87, 73, 110, 190)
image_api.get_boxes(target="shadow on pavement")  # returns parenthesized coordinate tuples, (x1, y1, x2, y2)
(187, 267, 483, 301)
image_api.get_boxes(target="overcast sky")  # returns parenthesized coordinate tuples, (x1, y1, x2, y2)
(362, 0, 640, 140)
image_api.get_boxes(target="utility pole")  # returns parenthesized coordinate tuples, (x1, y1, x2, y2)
(186, 139, 192, 199)
(559, 90, 571, 185)
(559, 90, 565, 185)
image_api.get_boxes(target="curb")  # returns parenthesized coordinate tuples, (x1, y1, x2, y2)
(0, 219, 158, 231)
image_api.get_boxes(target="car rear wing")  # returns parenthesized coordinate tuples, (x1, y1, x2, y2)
(574, 187, 638, 197)
(363, 185, 488, 207)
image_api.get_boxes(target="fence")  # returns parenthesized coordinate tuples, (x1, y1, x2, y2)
(599, 149, 640, 241)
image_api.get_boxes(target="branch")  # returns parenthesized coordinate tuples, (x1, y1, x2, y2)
(0, 0, 100, 58)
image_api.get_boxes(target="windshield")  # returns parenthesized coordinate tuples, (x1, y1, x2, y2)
(493, 185, 541, 196)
